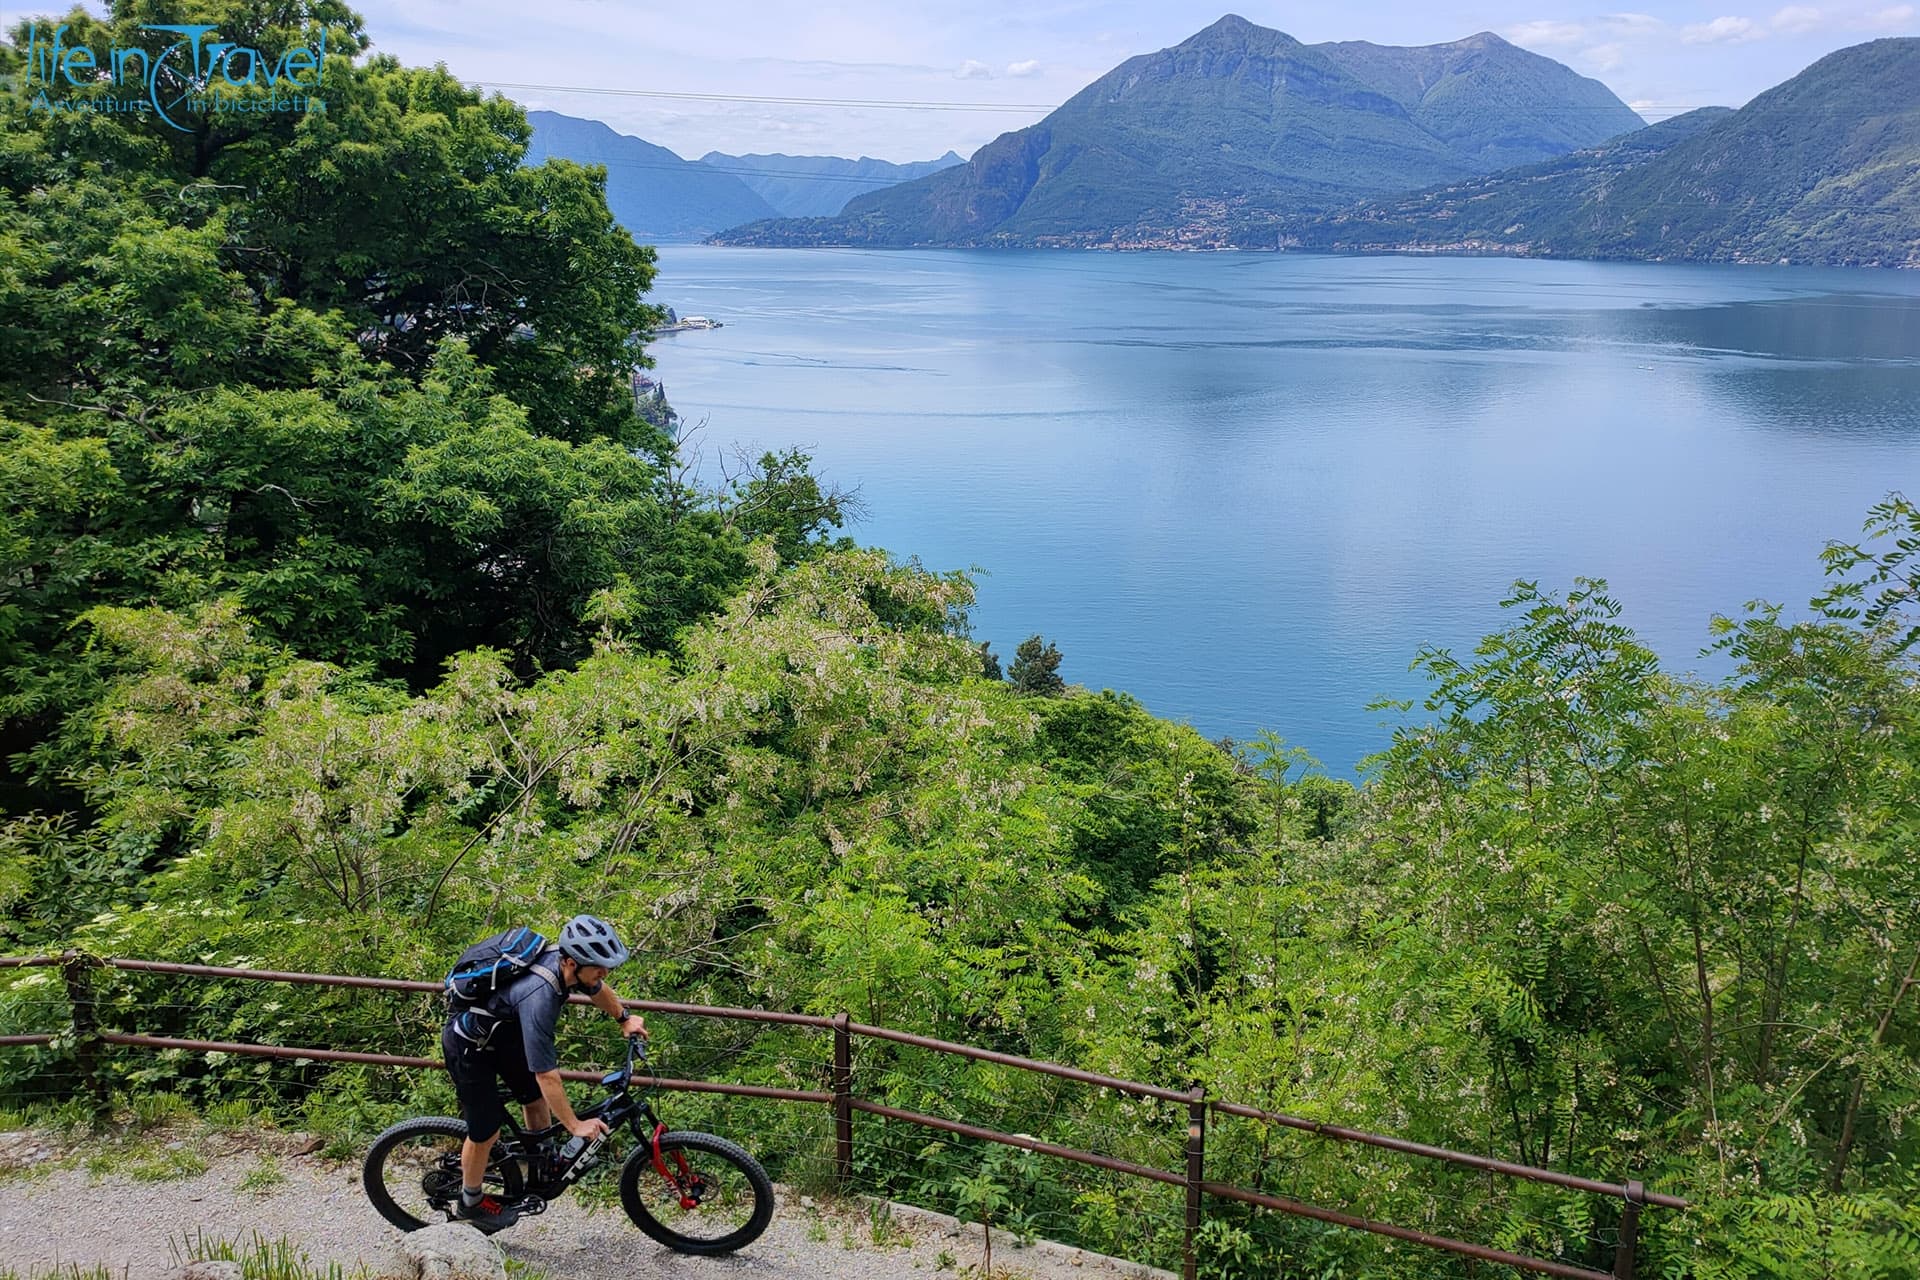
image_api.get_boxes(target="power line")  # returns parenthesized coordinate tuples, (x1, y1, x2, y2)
(472, 80, 1058, 113)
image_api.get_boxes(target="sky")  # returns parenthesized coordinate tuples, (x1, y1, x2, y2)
(23, 1, 1920, 161)
(347, 0, 1918, 160)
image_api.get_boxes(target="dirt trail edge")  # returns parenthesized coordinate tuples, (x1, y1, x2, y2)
(0, 1140, 1176, 1280)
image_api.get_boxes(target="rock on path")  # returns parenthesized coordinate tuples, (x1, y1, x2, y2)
(0, 1139, 1175, 1280)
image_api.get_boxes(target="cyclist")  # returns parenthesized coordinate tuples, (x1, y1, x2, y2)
(441, 914, 648, 1232)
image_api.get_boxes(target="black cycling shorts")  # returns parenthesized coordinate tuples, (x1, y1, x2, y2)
(442, 1021, 540, 1142)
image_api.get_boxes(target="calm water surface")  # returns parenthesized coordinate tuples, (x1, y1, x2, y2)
(650, 248, 1920, 770)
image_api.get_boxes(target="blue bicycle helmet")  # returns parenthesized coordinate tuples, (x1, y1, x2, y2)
(558, 914, 631, 968)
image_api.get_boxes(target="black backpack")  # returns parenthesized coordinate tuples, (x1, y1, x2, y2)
(444, 926, 561, 1046)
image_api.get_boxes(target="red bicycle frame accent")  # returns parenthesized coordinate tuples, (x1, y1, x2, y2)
(650, 1122, 701, 1209)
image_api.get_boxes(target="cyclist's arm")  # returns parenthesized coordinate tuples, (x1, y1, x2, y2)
(534, 1069, 589, 1132)
(521, 987, 600, 1136)
(586, 981, 647, 1037)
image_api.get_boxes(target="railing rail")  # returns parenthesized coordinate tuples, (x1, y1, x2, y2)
(1208, 1100, 1689, 1211)
(1, 952, 1684, 1280)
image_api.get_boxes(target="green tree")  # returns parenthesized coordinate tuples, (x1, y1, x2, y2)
(722, 447, 857, 566)
(0, 0, 755, 799)
(1007, 634, 1065, 696)
(1816, 490, 1920, 648)
(4, 2, 663, 448)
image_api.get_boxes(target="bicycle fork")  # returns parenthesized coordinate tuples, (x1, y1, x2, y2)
(649, 1124, 707, 1210)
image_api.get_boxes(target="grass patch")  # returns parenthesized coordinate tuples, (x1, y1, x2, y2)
(129, 1147, 210, 1182)
(176, 1230, 368, 1280)
(4, 1089, 349, 1187)
(867, 1198, 914, 1248)
(237, 1153, 284, 1194)
(0, 1098, 102, 1138)
(130, 1092, 194, 1129)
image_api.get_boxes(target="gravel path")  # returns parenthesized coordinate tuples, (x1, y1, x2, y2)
(0, 1131, 1175, 1280)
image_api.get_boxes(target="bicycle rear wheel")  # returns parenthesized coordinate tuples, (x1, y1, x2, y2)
(363, 1116, 526, 1231)
(619, 1130, 774, 1254)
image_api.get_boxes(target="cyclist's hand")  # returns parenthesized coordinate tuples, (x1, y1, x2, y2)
(618, 1014, 647, 1039)
(569, 1117, 610, 1141)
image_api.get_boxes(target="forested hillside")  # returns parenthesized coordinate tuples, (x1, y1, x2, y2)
(2, 6, 1917, 1279)
(1292, 107, 1735, 253)
(1294, 39, 1920, 266)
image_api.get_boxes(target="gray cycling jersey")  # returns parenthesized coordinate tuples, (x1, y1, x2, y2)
(492, 946, 571, 1074)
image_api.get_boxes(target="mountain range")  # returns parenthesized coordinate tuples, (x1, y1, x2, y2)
(525, 111, 778, 242)
(699, 151, 966, 218)
(524, 113, 964, 240)
(712, 15, 1646, 249)
(528, 16, 1920, 267)
(1290, 38, 1920, 267)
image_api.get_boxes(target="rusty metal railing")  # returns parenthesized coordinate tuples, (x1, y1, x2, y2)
(0, 952, 1685, 1279)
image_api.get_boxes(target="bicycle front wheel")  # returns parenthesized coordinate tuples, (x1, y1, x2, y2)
(363, 1115, 526, 1231)
(620, 1130, 774, 1254)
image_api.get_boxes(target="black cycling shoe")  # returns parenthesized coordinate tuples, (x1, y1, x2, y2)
(454, 1192, 520, 1234)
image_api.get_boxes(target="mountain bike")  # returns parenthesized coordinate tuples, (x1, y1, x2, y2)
(362, 1034, 775, 1255)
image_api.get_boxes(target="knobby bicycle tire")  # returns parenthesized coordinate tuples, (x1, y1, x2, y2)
(619, 1129, 775, 1254)
(363, 1115, 526, 1232)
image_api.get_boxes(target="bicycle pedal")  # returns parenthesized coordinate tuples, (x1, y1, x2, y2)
(511, 1195, 548, 1216)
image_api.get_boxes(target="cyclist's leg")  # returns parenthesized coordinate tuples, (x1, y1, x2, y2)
(498, 1035, 549, 1131)
(443, 1023, 511, 1187)
(497, 1037, 559, 1184)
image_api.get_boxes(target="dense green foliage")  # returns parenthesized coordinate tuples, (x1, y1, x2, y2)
(713, 17, 1642, 249)
(1007, 634, 1065, 696)
(0, 2, 787, 803)
(1295, 38, 1920, 267)
(3, 7, 1918, 1279)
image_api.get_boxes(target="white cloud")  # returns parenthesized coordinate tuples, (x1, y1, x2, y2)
(1770, 5, 1824, 31)
(1681, 15, 1768, 42)
(1506, 19, 1589, 46)
(1580, 42, 1627, 71)
(1603, 12, 1667, 32)
(954, 59, 992, 79)
(1005, 58, 1042, 77)
(1858, 3, 1915, 28)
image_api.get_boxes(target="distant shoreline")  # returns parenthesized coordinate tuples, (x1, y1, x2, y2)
(688, 241, 1920, 269)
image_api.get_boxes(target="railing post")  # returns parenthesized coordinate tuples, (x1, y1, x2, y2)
(1184, 1086, 1206, 1280)
(1613, 1180, 1645, 1280)
(832, 1011, 853, 1188)
(60, 949, 108, 1104)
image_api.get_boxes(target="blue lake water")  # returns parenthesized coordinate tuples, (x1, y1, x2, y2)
(648, 247, 1920, 771)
